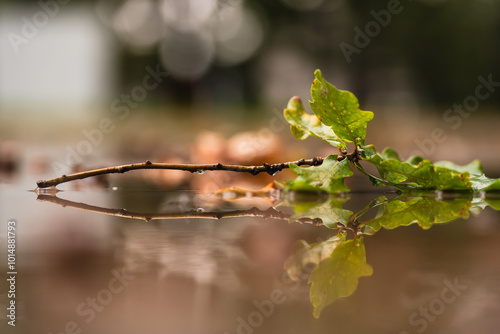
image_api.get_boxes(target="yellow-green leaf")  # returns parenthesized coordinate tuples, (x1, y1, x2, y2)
(309, 69, 374, 147)
(284, 96, 342, 147)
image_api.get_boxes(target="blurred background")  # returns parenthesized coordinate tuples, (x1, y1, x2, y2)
(1, 0, 500, 187)
(2, 2, 500, 334)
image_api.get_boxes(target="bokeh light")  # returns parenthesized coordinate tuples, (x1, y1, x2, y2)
(159, 29, 215, 81)
(112, 0, 167, 53)
(159, 0, 217, 31)
(214, 4, 264, 66)
(102, 0, 266, 80)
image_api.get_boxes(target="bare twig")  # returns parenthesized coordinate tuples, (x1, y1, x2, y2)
(36, 157, 325, 189)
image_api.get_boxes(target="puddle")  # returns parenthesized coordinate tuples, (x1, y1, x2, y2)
(1, 178, 500, 334)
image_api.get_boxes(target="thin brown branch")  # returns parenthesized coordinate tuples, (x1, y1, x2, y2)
(36, 157, 325, 189)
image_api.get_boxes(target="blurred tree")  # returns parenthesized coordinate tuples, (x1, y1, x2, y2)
(3, 0, 499, 107)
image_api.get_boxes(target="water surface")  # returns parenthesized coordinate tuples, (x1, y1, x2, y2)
(1, 177, 500, 334)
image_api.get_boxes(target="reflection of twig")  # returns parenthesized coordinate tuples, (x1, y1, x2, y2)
(36, 194, 293, 222)
(36, 158, 325, 188)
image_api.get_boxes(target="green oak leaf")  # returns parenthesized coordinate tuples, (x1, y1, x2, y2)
(433, 160, 500, 191)
(434, 160, 484, 175)
(284, 96, 342, 147)
(363, 149, 500, 192)
(288, 197, 353, 228)
(428, 160, 500, 191)
(285, 155, 354, 193)
(359, 146, 499, 192)
(364, 196, 471, 232)
(365, 154, 472, 191)
(406, 155, 424, 166)
(309, 69, 374, 148)
(380, 147, 401, 161)
(281, 70, 500, 193)
(309, 237, 373, 318)
(360, 144, 378, 159)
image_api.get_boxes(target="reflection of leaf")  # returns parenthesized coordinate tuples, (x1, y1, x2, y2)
(284, 96, 342, 147)
(215, 182, 281, 205)
(309, 70, 374, 148)
(363, 196, 471, 232)
(285, 155, 353, 193)
(350, 196, 388, 235)
(309, 237, 373, 318)
(485, 198, 500, 210)
(288, 196, 352, 228)
(284, 235, 344, 281)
